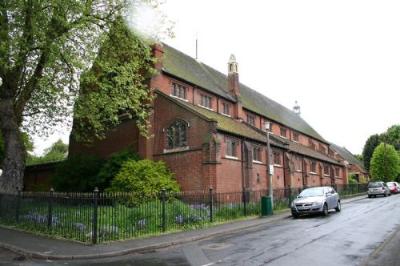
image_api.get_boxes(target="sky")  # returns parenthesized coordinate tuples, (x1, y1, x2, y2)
(33, 0, 400, 155)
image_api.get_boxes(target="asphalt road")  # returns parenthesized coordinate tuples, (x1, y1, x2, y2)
(2, 194, 400, 266)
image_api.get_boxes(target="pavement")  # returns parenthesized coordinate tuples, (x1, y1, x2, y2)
(360, 222, 400, 266)
(0, 194, 367, 261)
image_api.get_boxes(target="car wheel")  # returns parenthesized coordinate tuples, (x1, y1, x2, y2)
(368, 195, 371, 198)
(322, 203, 329, 216)
(384, 193, 387, 197)
(374, 195, 376, 198)
(335, 201, 341, 212)
(292, 212, 299, 219)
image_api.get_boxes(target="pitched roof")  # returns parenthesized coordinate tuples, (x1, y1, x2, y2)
(288, 141, 342, 165)
(330, 143, 366, 171)
(268, 135, 342, 165)
(162, 43, 327, 143)
(156, 91, 285, 148)
(157, 91, 342, 165)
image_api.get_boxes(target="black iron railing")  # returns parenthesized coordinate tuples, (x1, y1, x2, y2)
(0, 184, 367, 244)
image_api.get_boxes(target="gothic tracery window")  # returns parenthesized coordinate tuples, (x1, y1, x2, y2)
(166, 120, 188, 149)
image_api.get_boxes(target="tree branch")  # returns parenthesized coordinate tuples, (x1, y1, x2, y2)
(14, 49, 48, 121)
(12, 0, 35, 94)
(0, 0, 10, 80)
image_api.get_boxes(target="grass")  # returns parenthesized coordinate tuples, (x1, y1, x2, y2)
(0, 196, 267, 243)
(0, 188, 366, 243)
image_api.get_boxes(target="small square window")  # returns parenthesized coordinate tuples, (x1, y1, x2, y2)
(172, 83, 186, 99)
(200, 94, 212, 109)
(253, 146, 261, 162)
(222, 102, 230, 115)
(335, 167, 340, 177)
(247, 114, 255, 126)
(273, 151, 281, 165)
(226, 138, 237, 157)
(319, 144, 326, 154)
(324, 164, 330, 175)
(309, 139, 316, 150)
(310, 161, 316, 173)
(280, 127, 287, 138)
(293, 132, 299, 142)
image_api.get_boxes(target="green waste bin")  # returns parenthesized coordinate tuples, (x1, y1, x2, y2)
(261, 196, 273, 216)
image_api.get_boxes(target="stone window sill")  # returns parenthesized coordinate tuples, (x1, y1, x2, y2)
(163, 146, 190, 154)
(225, 155, 239, 160)
(170, 94, 189, 102)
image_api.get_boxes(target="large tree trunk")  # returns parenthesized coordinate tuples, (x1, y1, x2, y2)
(0, 97, 25, 193)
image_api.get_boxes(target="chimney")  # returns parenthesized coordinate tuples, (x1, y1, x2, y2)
(228, 54, 240, 98)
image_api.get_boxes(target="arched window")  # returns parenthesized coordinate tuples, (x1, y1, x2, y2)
(166, 120, 188, 149)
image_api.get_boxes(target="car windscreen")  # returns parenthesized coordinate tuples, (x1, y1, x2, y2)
(299, 188, 324, 197)
(368, 182, 382, 188)
(387, 182, 395, 186)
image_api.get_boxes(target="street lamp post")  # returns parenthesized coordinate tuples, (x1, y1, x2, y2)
(265, 122, 274, 209)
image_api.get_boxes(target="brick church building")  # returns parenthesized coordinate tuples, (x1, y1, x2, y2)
(68, 43, 348, 193)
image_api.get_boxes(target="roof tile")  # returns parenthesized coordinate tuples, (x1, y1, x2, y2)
(162, 43, 326, 143)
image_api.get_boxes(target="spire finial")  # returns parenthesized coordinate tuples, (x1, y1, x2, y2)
(293, 100, 301, 115)
(228, 54, 238, 73)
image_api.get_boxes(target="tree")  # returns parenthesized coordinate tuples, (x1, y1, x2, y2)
(0, 1, 159, 192)
(52, 154, 104, 192)
(362, 134, 381, 172)
(370, 143, 400, 182)
(27, 139, 68, 165)
(72, 16, 154, 142)
(0, 132, 33, 164)
(382, 125, 400, 151)
(354, 154, 363, 163)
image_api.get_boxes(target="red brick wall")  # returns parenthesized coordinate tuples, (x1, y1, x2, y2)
(151, 93, 216, 191)
(251, 163, 268, 191)
(217, 157, 243, 192)
(291, 172, 304, 188)
(152, 95, 212, 154)
(272, 166, 285, 188)
(69, 119, 140, 159)
(154, 150, 206, 191)
(24, 163, 60, 191)
(216, 134, 243, 192)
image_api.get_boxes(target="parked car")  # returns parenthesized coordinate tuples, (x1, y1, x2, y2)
(367, 181, 391, 198)
(386, 182, 399, 194)
(291, 186, 341, 218)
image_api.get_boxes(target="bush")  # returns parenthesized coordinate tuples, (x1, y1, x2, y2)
(107, 159, 180, 204)
(348, 174, 358, 184)
(97, 150, 140, 189)
(52, 155, 105, 192)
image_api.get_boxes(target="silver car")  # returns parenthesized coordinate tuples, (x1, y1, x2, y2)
(291, 186, 341, 218)
(368, 181, 390, 198)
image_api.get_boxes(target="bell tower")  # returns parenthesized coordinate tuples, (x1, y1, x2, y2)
(228, 54, 240, 98)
